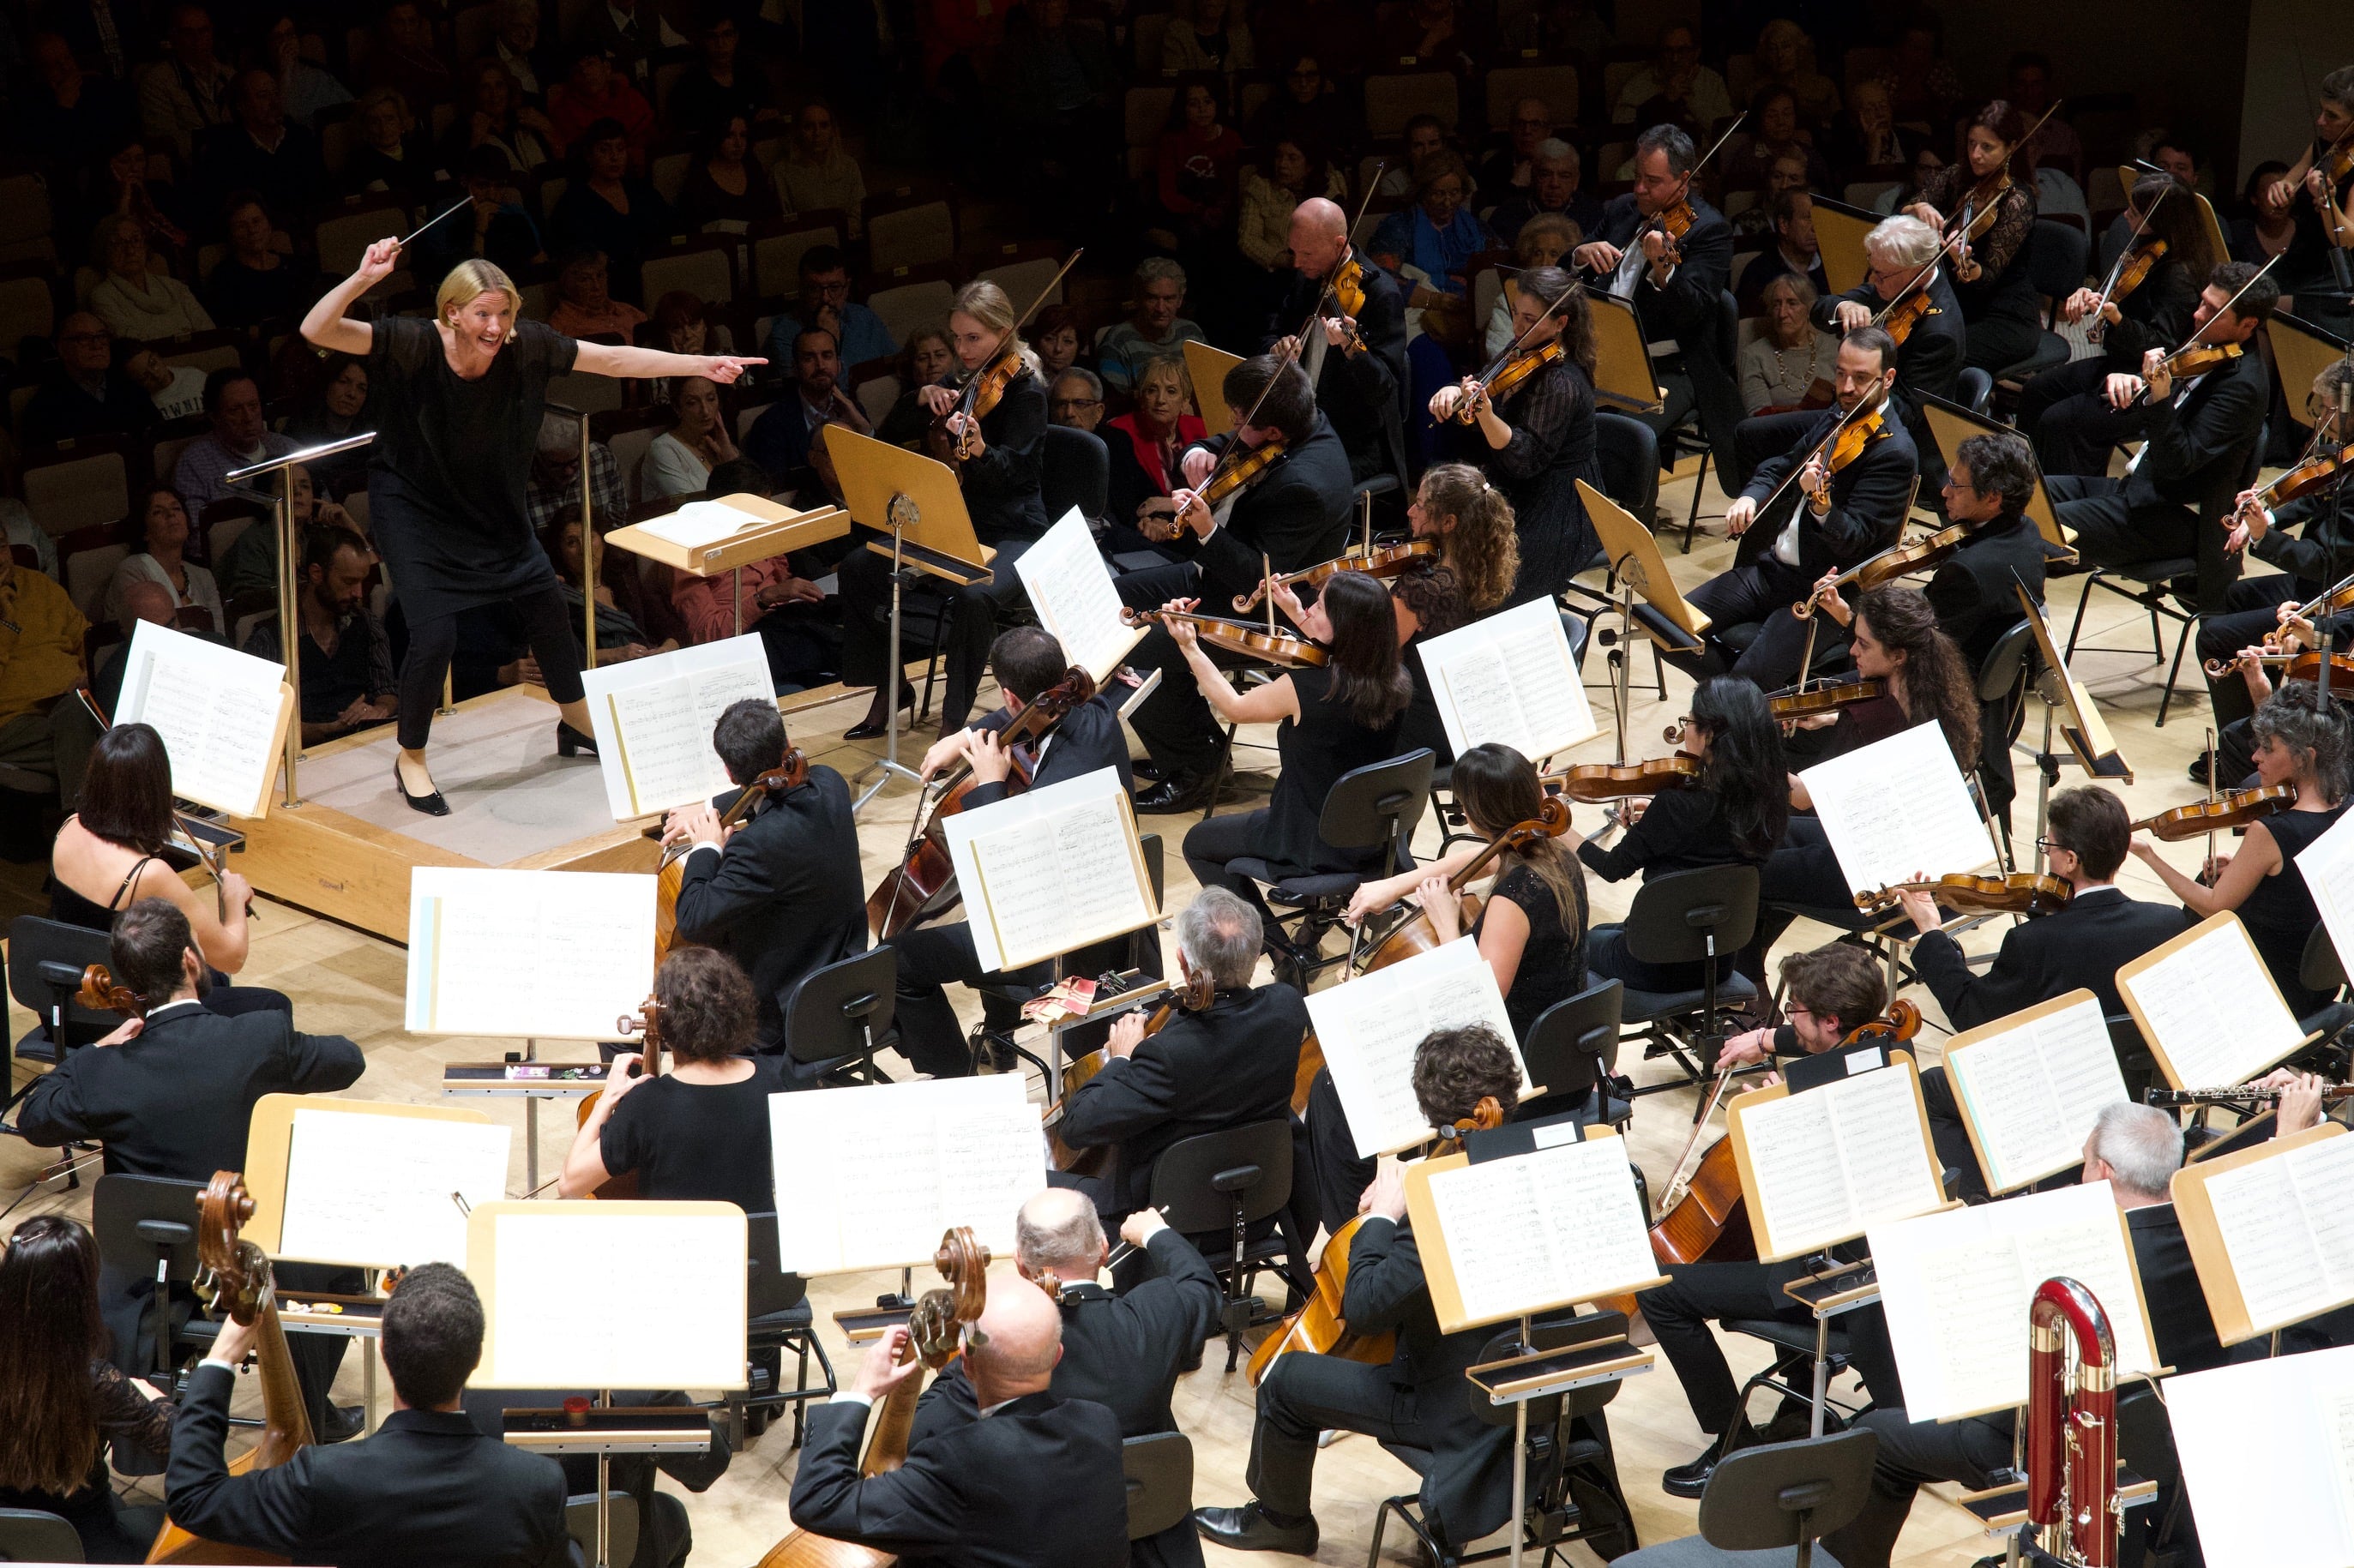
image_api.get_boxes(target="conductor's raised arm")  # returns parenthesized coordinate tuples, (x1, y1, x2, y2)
(299, 236, 398, 355)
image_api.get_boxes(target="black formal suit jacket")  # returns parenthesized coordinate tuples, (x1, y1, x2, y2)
(968, 688, 1135, 808)
(1912, 886, 2188, 1030)
(17, 1001, 364, 1176)
(1177, 416, 1354, 607)
(1810, 272, 1965, 414)
(1590, 192, 1732, 345)
(2098, 254, 2199, 370)
(1732, 401, 1918, 574)
(1925, 511, 2046, 669)
(1056, 982, 1309, 1216)
(671, 764, 868, 1043)
(166, 1364, 572, 1568)
(2250, 484, 2354, 592)
(2128, 1202, 2231, 1375)
(1263, 253, 1409, 484)
(789, 1389, 1128, 1568)
(2120, 346, 2270, 514)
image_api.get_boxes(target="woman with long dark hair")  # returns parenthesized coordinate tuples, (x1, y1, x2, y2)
(1582, 676, 1789, 991)
(1176, 571, 1413, 953)
(1906, 100, 2041, 373)
(0, 1216, 172, 1562)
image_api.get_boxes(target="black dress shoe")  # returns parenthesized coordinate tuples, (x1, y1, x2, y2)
(556, 721, 598, 758)
(392, 761, 449, 817)
(1193, 1503, 1318, 1554)
(1130, 756, 1166, 783)
(2188, 752, 2213, 785)
(1662, 1421, 1757, 1499)
(1133, 772, 1214, 814)
(319, 1403, 366, 1443)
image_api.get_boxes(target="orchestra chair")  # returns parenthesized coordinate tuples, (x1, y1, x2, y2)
(1665, 291, 1743, 552)
(969, 834, 1165, 1080)
(1611, 1427, 1877, 1568)
(1427, 615, 1590, 854)
(2298, 923, 2353, 1042)
(1146, 1117, 1303, 1373)
(1722, 1313, 1869, 1450)
(0, 1508, 86, 1562)
(781, 947, 900, 1088)
(1613, 865, 1761, 1099)
(1956, 364, 1995, 418)
(90, 1174, 222, 1404)
(1987, 220, 2087, 398)
(1353, 472, 1403, 542)
(562, 1493, 638, 1568)
(1041, 424, 1110, 524)
(3, 916, 114, 1144)
(2061, 433, 2262, 727)
(740, 1212, 835, 1448)
(1226, 748, 1434, 991)
(1517, 981, 1635, 1134)
(1120, 1432, 1195, 1541)
(1369, 1313, 1642, 1568)
(1973, 616, 2038, 851)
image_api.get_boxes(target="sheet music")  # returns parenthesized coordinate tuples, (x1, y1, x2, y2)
(1417, 596, 1598, 762)
(768, 1075, 1043, 1274)
(1737, 1087, 1851, 1248)
(114, 619, 286, 815)
(1797, 720, 1996, 896)
(1948, 995, 2128, 1192)
(635, 498, 765, 547)
(1424, 1138, 1656, 1327)
(943, 768, 1156, 971)
(2122, 917, 2304, 1089)
(2204, 1134, 2354, 1334)
(278, 1109, 509, 1268)
(1014, 508, 1140, 683)
(1914, 1236, 2028, 1415)
(1737, 1062, 1942, 1257)
(2168, 1345, 2354, 1568)
(1305, 938, 1531, 1157)
(481, 1208, 745, 1389)
(404, 869, 655, 1038)
(581, 634, 774, 819)
(2298, 808, 2354, 998)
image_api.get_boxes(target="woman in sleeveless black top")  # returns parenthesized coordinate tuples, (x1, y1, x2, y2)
(2131, 682, 2351, 1016)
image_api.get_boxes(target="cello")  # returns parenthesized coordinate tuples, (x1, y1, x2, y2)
(654, 749, 809, 964)
(866, 667, 1098, 940)
(78, 963, 146, 1018)
(1045, 974, 1215, 1175)
(147, 1172, 313, 1565)
(572, 996, 665, 1199)
(755, 1229, 990, 1568)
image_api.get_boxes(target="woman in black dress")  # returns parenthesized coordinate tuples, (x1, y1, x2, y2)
(1907, 101, 2041, 375)
(301, 243, 760, 813)
(1426, 264, 1601, 604)
(1175, 570, 1414, 957)
(2132, 683, 2351, 1017)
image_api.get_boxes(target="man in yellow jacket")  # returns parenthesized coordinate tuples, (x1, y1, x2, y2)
(0, 550, 89, 807)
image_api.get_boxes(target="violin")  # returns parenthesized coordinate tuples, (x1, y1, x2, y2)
(2107, 237, 2167, 309)
(1120, 604, 1329, 668)
(656, 748, 809, 964)
(1792, 514, 1996, 619)
(2245, 448, 2347, 513)
(1802, 404, 1887, 511)
(1360, 799, 1573, 974)
(1879, 286, 1937, 346)
(935, 351, 1023, 463)
(77, 963, 144, 1018)
(867, 669, 1097, 940)
(1189, 436, 1289, 511)
(1045, 974, 1215, 1174)
(1545, 755, 1700, 802)
(1448, 340, 1566, 424)
(1233, 538, 1438, 614)
(572, 997, 666, 1199)
(757, 1229, 989, 1568)
(1767, 678, 1885, 723)
(148, 1172, 314, 1564)
(2129, 784, 2297, 841)
(1854, 871, 2073, 918)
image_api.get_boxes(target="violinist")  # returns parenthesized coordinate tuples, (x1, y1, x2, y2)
(2022, 171, 2216, 477)
(1051, 888, 1307, 1220)
(1687, 327, 1917, 690)
(1570, 123, 1743, 486)
(1903, 100, 2040, 375)
(892, 628, 1135, 1078)
(836, 279, 1051, 737)
(1267, 195, 1409, 487)
(1914, 434, 2048, 669)
(1425, 266, 1604, 604)
(1386, 465, 1520, 763)
(1119, 356, 1352, 812)
(2129, 683, 2351, 1019)
(2264, 64, 2353, 321)
(661, 698, 865, 1056)
(2050, 260, 2276, 574)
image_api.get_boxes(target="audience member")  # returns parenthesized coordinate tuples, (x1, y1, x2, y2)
(1736, 189, 1829, 315)
(2, 490, 59, 581)
(202, 192, 315, 327)
(666, 11, 773, 139)
(541, 509, 678, 663)
(1376, 0, 1478, 73)
(2008, 51, 2082, 173)
(746, 327, 870, 491)
(1244, 53, 1359, 153)
(992, 0, 1121, 189)
(1254, 0, 1364, 80)
(261, 13, 352, 130)
(644, 376, 743, 498)
(1096, 258, 1207, 393)
(1031, 307, 1084, 383)
(87, 215, 214, 344)
(1483, 216, 1576, 354)
(196, 69, 324, 222)
(1753, 20, 1840, 128)
(172, 369, 292, 513)
(215, 463, 367, 608)
(1734, 147, 1815, 243)
(1103, 356, 1205, 532)
(772, 100, 866, 234)
(547, 45, 653, 164)
(641, 291, 737, 404)
(526, 413, 627, 533)
(123, 345, 207, 424)
(669, 457, 838, 689)
(280, 356, 372, 491)
(546, 248, 647, 339)
(414, 147, 544, 281)
(2232, 160, 2297, 267)
(89, 135, 194, 275)
(16, 33, 131, 175)
(1882, 20, 1961, 130)
(1489, 139, 1603, 246)
(1237, 140, 1348, 279)
(2100, 132, 2201, 272)
(493, 0, 556, 100)
(1376, 113, 1455, 201)
(677, 115, 780, 230)
(549, 121, 675, 304)
(1476, 98, 1557, 201)
(764, 246, 896, 369)
(1371, 153, 1490, 333)
(140, 4, 236, 148)
(0, 550, 87, 798)
(343, 86, 437, 204)
(1162, 0, 1254, 76)
(106, 484, 224, 634)
(1148, 75, 1243, 254)
(1496, 0, 1610, 56)
(443, 57, 554, 174)
(877, 327, 955, 444)
(1831, 77, 1910, 174)
(87, 580, 188, 720)
(1049, 368, 1106, 433)
(18, 315, 154, 448)
(240, 527, 398, 744)
(1741, 274, 1836, 414)
(367, 0, 455, 109)
(1612, 23, 1731, 131)
(578, 0, 680, 93)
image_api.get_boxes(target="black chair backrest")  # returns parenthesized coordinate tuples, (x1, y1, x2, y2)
(1713, 288, 1739, 361)
(1520, 981, 1623, 1099)
(2191, 432, 2267, 612)
(1121, 1432, 1195, 1539)
(1040, 424, 1110, 521)
(743, 1212, 810, 1319)
(5, 916, 115, 1046)
(1146, 1118, 1293, 1234)
(0, 1508, 84, 1563)
(2303, 922, 2347, 994)
(91, 1174, 208, 1282)
(1594, 412, 1659, 520)
(1622, 865, 1761, 967)
(562, 1493, 639, 1568)
(784, 946, 899, 1066)
(1315, 749, 1436, 877)
(2026, 219, 2089, 309)
(1975, 616, 2038, 702)
(1698, 1428, 1881, 1548)
(1559, 609, 1589, 672)
(1957, 365, 1994, 415)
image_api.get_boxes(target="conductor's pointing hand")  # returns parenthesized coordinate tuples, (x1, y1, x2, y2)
(696, 356, 767, 385)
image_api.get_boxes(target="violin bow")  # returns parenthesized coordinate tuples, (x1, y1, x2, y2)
(2082, 175, 2176, 321)
(1943, 99, 2062, 245)
(1748, 387, 1889, 522)
(1631, 112, 1746, 257)
(2132, 250, 2280, 405)
(950, 248, 1087, 423)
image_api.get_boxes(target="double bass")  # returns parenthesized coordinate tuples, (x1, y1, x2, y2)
(756, 1229, 990, 1568)
(147, 1172, 313, 1565)
(654, 749, 810, 964)
(572, 996, 665, 1199)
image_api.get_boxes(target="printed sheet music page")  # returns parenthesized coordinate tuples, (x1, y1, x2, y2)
(404, 868, 656, 1038)
(1306, 938, 1530, 1158)
(582, 634, 775, 819)
(2168, 1343, 2354, 1568)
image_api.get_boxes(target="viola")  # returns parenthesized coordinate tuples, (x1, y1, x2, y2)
(1233, 538, 1438, 614)
(1120, 604, 1329, 668)
(656, 749, 809, 964)
(1045, 975, 1215, 1174)
(1546, 755, 1699, 802)
(1448, 339, 1565, 423)
(867, 668, 1097, 940)
(573, 997, 666, 1199)
(1854, 871, 2073, 918)
(77, 963, 144, 1018)
(1767, 679, 1885, 723)
(1793, 515, 1996, 619)
(1360, 799, 1573, 974)
(2129, 784, 2298, 842)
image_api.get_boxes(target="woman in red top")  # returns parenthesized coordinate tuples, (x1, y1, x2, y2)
(1150, 74, 1244, 250)
(1104, 354, 1207, 542)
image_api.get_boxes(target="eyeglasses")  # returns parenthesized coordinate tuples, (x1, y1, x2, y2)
(2035, 838, 2073, 857)
(58, 331, 110, 345)
(1050, 397, 1101, 412)
(1940, 474, 1976, 493)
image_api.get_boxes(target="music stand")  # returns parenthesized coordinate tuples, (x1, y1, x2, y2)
(822, 427, 995, 813)
(1183, 341, 1244, 436)
(1580, 480, 1710, 760)
(1809, 195, 1878, 297)
(1587, 293, 1665, 416)
(2013, 580, 2132, 870)
(1918, 392, 2071, 552)
(2273, 312, 2350, 432)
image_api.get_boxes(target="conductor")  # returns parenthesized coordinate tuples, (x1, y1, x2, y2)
(299, 243, 763, 814)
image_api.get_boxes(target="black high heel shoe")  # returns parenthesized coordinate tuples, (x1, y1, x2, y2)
(393, 760, 449, 817)
(556, 722, 598, 759)
(844, 682, 918, 742)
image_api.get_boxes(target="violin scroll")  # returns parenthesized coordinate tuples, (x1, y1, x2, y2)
(77, 964, 144, 1018)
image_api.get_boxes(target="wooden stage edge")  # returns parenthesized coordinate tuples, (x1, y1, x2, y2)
(229, 671, 912, 944)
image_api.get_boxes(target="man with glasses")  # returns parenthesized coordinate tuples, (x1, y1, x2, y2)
(763, 245, 896, 372)
(1475, 96, 1556, 201)
(19, 313, 155, 448)
(1048, 368, 1105, 433)
(1490, 137, 1603, 248)
(140, 3, 235, 148)
(1913, 433, 2048, 668)
(1610, 22, 1730, 132)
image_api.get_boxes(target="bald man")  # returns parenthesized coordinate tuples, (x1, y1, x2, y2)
(789, 1275, 1129, 1567)
(1264, 195, 1409, 488)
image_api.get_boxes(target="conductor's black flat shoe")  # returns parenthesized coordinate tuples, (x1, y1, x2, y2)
(393, 761, 449, 817)
(556, 722, 598, 758)
(1133, 772, 1214, 814)
(1193, 1504, 1318, 1554)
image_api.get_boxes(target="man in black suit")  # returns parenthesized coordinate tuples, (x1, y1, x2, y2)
(19, 898, 367, 1440)
(791, 1271, 1129, 1567)
(1265, 196, 1409, 490)
(914, 1192, 1219, 1568)
(1117, 356, 1352, 811)
(1732, 190, 1830, 319)
(1919, 432, 2049, 670)
(1683, 327, 1919, 690)
(888, 628, 1137, 1078)
(166, 1264, 573, 1568)
(2050, 261, 2277, 574)
(1571, 123, 1743, 490)
(1053, 886, 1308, 1217)
(1821, 1104, 2230, 1568)
(663, 699, 866, 1062)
